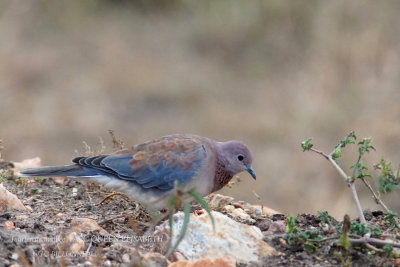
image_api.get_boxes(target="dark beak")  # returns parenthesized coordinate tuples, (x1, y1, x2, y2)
(246, 166, 256, 180)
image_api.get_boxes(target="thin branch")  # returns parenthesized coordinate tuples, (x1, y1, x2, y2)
(361, 178, 389, 211)
(327, 156, 367, 225)
(309, 146, 367, 224)
(348, 236, 400, 248)
(310, 148, 330, 160)
(351, 154, 362, 183)
(360, 178, 400, 229)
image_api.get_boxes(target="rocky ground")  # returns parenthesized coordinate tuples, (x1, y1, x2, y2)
(0, 161, 399, 267)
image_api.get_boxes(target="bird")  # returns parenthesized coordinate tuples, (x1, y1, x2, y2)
(19, 134, 256, 210)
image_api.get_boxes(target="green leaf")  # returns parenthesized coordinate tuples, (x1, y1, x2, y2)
(304, 243, 317, 253)
(384, 211, 398, 229)
(189, 190, 215, 231)
(338, 233, 350, 250)
(301, 138, 313, 152)
(166, 207, 175, 257)
(286, 215, 296, 234)
(383, 244, 393, 257)
(166, 202, 191, 258)
(335, 131, 357, 149)
(350, 222, 370, 236)
(332, 147, 341, 160)
(318, 210, 333, 226)
(371, 226, 381, 238)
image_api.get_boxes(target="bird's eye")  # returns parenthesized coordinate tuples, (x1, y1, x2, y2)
(237, 154, 244, 161)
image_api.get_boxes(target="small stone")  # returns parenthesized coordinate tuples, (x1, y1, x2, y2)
(0, 184, 32, 212)
(104, 260, 112, 267)
(9, 264, 20, 267)
(254, 207, 262, 216)
(55, 213, 65, 220)
(53, 176, 67, 185)
(24, 206, 33, 212)
(267, 221, 286, 234)
(257, 218, 272, 231)
(70, 218, 108, 235)
(208, 194, 234, 210)
(84, 261, 92, 266)
(122, 253, 130, 263)
(4, 221, 15, 230)
(230, 208, 255, 223)
(232, 202, 244, 209)
(72, 188, 78, 197)
(223, 205, 235, 213)
(253, 205, 280, 216)
(65, 232, 85, 254)
(11, 252, 19, 260)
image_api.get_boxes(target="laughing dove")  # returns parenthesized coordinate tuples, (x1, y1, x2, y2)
(19, 134, 256, 210)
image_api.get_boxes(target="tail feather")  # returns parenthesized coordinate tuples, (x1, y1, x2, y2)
(18, 164, 102, 178)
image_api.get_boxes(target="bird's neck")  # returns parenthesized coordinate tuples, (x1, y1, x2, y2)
(212, 150, 234, 192)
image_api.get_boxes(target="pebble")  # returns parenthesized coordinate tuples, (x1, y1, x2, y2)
(231, 208, 255, 223)
(4, 221, 16, 230)
(70, 218, 108, 235)
(83, 261, 92, 266)
(122, 253, 130, 263)
(72, 188, 78, 197)
(65, 232, 85, 254)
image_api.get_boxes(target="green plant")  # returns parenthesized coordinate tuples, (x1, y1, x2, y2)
(300, 132, 400, 255)
(285, 215, 322, 253)
(165, 181, 215, 258)
(384, 211, 398, 229)
(374, 158, 399, 194)
(318, 210, 333, 227)
(301, 132, 399, 228)
(383, 244, 394, 257)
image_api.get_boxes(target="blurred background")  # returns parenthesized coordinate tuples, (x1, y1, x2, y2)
(1, 0, 400, 218)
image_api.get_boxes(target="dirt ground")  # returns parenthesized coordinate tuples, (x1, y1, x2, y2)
(0, 163, 398, 267)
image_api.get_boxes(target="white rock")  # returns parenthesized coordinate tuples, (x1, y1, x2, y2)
(0, 184, 32, 212)
(122, 253, 130, 263)
(104, 260, 112, 267)
(11, 252, 19, 260)
(230, 208, 255, 224)
(155, 211, 277, 263)
(72, 188, 78, 197)
(223, 205, 235, 213)
(208, 194, 234, 210)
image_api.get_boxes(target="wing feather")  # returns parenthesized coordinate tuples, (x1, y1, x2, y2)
(72, 135, 207, 191)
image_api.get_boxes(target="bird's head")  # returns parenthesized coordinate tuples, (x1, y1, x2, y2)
(218, 140, 256, 180)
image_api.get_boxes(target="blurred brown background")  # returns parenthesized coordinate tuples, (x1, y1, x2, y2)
(1, 0, 400, 218)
